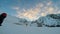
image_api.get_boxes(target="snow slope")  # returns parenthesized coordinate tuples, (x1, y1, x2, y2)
(0, 14, 60, 34)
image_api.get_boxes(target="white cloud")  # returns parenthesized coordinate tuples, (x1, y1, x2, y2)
(16, 3, 44, 20)
(47, 1, 52, 6)
(12, 6, 20, 10)
(12, 1, 59, 21)
(41, 13, 46, 16)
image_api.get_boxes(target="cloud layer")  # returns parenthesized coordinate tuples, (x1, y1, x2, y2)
(12, 1, 60, 21)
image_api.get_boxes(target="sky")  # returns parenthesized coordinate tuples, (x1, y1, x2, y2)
(0, 0, 60, 21)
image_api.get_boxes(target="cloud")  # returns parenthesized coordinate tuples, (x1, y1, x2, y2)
(47, 1, 52, 6)
(16, 3, 44, 20)
(41, 13, 46, 16)
(12, 1, 59, 21)
(46, 7, 54, 14)
(12, 7, 19, 10)
(16, 8, 40, 20)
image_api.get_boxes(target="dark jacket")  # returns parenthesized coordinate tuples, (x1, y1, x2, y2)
(0, 13, 7, 26)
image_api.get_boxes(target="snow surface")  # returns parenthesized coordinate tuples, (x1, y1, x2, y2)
(0, 15, 60, 34)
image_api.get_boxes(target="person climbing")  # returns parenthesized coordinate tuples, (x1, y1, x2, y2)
(0, 13, 7, 26)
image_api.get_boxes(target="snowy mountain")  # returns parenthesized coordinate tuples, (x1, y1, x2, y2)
(0, 14, 60, 34)
(31, 14, 60, 27)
